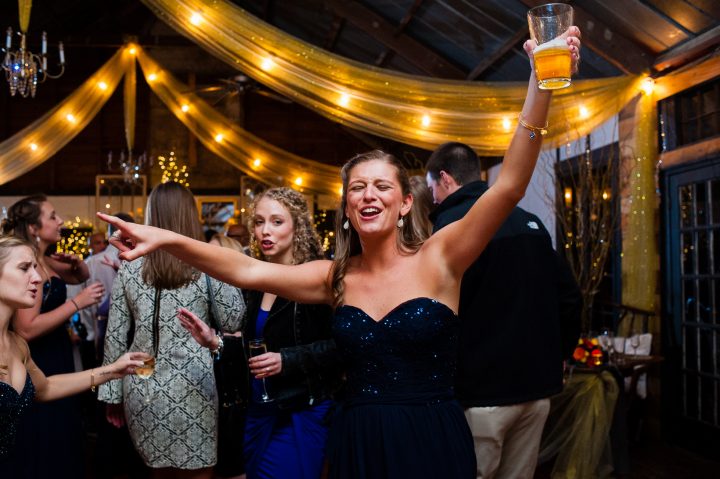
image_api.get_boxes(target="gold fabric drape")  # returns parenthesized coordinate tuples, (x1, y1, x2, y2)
(141, 0, 643, 155)
(134, 45, 343, 195)
(621, 93, 659, 312)
(124, 50, 137, 152)
(0, 48, 130, 184)
(539, 371, 619, 479)
(18, 0, 32, 33)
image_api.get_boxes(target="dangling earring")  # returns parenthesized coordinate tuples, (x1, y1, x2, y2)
(35, 235, 40, 244)
(343, 219, 349, 230)
(397, 217, 404, 228)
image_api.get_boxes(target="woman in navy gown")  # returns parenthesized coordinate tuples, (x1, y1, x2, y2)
(180, 187, 341, 479)
(0, 235, 147, 472)
(2, 195, 107, 478)
(102, 28, 581, 479)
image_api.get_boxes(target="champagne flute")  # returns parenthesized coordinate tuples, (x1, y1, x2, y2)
(248, 339, 273, 403)
(135, 356, 156, 404)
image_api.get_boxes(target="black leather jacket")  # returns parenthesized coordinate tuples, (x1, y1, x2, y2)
(244, 290, 342, 410)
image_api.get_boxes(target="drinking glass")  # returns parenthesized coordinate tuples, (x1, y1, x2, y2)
(612, 336, 626, 365)
(248, 338, 273, 403)
(527, 3, 574, 90)
(135, 356, 156, 404)
(629, 334, 641, 356)
(598, 328, 615, 364)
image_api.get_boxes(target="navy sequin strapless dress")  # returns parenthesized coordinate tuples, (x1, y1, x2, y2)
(0, 374, 35, 465)
(328, 297, 475, 479)
(10, 277, 85, 478)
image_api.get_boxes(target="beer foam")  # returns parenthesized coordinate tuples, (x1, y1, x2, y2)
(533, 38, 568, 54)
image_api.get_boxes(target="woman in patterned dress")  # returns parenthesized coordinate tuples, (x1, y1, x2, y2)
(98, 182, 246, 479)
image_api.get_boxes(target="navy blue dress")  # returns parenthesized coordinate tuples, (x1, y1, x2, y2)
(328, 297, 476, 479)
(0, 373, 35, 469)
(11, 277, 85, 478)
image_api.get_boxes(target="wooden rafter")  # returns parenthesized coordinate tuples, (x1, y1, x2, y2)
(375, 0, 425, 68)
(324, 14, 345, 51)
(466, 26, 528, 80)
(518, 0, 652, 74)
(653, 25, 720, 73)
(323, 0, 466, 79)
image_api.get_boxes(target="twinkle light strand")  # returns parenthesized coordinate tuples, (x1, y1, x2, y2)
(158, 150, 190, 187)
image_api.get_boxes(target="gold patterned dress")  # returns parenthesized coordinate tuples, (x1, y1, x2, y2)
(98, 258, 245, 469)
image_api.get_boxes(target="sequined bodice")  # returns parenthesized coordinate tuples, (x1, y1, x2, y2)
(333, 297, 459, 401)
(0, 374, 35, 460)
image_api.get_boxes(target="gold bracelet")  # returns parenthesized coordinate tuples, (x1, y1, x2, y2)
(518, 114, 548, 140)
(90, 368, 96, 393)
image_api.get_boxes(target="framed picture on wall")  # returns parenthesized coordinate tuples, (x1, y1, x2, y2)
(197, 197, 238, 231)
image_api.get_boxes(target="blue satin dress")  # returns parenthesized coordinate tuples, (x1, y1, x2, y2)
(244, 308, 332, 479)
(327, 297, 476, 479)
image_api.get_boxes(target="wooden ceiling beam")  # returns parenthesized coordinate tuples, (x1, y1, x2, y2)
(466, 26, 528, 80)
(324, 0, 466, 79)
(518, 0, 652, 74)
(653, 25, 720, 73)
(324, 15, 345, 51)
(375, 0, 425, 68)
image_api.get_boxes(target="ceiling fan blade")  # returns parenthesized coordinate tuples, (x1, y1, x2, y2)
(254, 88, 292, 104)
(194, 85, 226, 94)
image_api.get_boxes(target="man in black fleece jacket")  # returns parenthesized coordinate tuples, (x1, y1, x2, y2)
(426, 142, 581, 479)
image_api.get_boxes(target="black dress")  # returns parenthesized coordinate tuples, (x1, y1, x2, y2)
(327, 297, 476, 479)
(11, 277, 85, 478)
(0, 373, 35, 469)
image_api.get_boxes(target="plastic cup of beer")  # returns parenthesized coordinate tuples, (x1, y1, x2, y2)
(527, 3, 574, 90)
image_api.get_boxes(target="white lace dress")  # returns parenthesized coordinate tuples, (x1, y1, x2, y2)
(98, 258, 245, 469)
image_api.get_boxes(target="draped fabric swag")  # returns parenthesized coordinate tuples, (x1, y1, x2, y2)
(0, 48, 129, 184)
(140, 0, 644, 155)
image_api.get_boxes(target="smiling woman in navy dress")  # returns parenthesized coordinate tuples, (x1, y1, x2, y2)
(102, 27, 581, 479)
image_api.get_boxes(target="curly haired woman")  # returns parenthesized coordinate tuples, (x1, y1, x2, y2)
(179, 187, 341, 479)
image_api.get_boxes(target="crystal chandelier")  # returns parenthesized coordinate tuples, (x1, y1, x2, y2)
(2, 0, 66, 98)
(107, 151, 151, 184)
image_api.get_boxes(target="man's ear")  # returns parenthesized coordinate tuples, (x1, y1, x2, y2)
(439, 171, 454, 188)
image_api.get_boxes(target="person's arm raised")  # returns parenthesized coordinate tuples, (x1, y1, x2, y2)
(429, 27, 581, 279)
(97, 212, 333, 305)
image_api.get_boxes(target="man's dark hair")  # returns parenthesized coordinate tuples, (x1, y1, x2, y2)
(425, 142, 482, 186)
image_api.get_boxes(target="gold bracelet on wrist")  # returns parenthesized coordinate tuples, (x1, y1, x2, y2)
(90, 368, 96, 393)
(518, 114, 548, 140)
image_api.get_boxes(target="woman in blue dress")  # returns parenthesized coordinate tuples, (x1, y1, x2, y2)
(0, 235, 147, 472)
(180, 187, 341, 479)
(102, 28, 581, 479)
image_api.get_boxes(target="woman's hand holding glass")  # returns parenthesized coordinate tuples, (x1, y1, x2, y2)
(248, 351, 283, 378)
(107, 351, 152, 379)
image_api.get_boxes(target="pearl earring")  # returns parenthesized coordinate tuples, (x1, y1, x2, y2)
(343, 220, 349, 230)
(397, 217, 404, 228)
